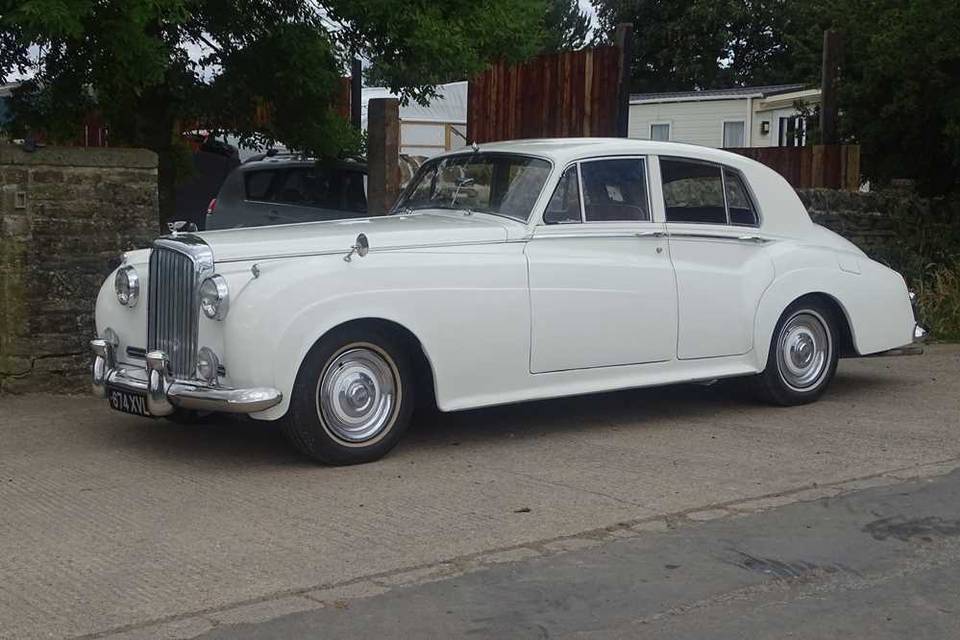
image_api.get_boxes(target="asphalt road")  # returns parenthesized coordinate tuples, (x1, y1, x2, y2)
(0, 345, 957, 639)
(199, 467, 960, 640)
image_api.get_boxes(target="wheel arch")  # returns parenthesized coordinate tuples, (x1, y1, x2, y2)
(754, 276, 862, 371)
(785, 292, 857, 357)
(306, 317, 438, 412)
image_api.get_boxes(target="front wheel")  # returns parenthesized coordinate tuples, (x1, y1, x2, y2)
(754, 299, 839, 406)
(280, 327, 414, 465)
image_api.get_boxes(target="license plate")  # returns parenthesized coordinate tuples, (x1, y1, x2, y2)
(107, 387, 151, 417)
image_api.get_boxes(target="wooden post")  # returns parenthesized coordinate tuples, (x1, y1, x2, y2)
(614, 23, 634, 138)
(367, 98, 400, 216)
(350, 57, 362, 131)
(820, 29, 842, 145)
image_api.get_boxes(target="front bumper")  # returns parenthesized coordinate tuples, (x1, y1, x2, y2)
(91, 338, 282, 416)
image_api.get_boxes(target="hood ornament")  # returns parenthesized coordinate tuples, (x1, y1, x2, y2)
(167, 220, 196, 236)
(344, 233, 369, 262)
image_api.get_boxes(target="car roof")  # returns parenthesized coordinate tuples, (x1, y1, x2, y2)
(438, 138, 764, 169)
(238, 156, 367, 172)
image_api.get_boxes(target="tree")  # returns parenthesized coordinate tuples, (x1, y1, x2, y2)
(592, 0, 823, 93)
(542, 0, 592, 52)
(1, 0, 545, 224)
(830, 0, 960, 195)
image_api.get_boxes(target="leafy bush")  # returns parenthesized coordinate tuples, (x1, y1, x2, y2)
(915, 262, 960, 341)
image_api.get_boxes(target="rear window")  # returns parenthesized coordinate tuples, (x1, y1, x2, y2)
(244, 170, 274, 201)
(243, 167, 366, 213)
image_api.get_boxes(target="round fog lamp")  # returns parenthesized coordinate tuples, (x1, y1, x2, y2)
(115, 266, 139, 307)
(200, 275, 229, 320)
(197, 347, 220, 383)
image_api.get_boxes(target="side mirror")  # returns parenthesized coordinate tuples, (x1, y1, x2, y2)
(344, 233, 369, 262)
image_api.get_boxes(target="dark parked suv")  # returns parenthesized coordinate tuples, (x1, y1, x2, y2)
(205, 155, 367, 230)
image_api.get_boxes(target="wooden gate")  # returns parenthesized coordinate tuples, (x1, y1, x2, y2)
(467, 38, 629, 143)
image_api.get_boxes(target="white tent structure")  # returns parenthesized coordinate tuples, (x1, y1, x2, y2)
(361, 81, 468, 158)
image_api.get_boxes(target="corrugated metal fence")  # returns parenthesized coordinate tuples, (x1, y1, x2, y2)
(467, 45, 624, 143)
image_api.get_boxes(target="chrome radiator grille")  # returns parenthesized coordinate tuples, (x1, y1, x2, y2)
(147, 246, 198, 377)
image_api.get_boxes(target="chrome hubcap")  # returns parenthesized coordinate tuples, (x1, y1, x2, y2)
(776, 311, 831, 391)
(317, 347, 398, 443)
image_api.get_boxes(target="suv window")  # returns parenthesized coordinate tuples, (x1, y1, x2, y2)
(244, 170, 274, 201)
(543, 166, 581, 224)
(580, 159, 649, 222)
(243, 166, 366, 213)
(661, 158, 726, 224)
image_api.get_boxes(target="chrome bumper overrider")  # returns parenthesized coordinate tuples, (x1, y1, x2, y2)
(91, 338, 282, 416)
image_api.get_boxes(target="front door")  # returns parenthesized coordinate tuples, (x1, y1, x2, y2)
(658, 157, 775, 360)
(526, 158, 678, 374)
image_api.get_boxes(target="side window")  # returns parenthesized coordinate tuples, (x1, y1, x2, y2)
(543, 166, 581, 224)
(244, 170, 275, 201)
(723, 168, 759, 226)
(580, 159, 649, 222)
(661, 158, 726, 224)
(273, 169, 309, 204)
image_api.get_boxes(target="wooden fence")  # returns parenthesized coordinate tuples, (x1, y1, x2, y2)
(726, 145, 861, 191)
(467, 44, 626, 143)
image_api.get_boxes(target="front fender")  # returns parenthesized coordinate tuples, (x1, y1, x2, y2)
(223, 245, 529, 419)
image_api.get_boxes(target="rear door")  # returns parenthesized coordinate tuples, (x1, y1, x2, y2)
(657, 156, 775, 360)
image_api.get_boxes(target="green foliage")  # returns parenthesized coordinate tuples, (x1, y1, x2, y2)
(864, 193, 960, 339)
(1, 0, 544, 220)
(542, 0, 592, 52)
(593, 0, 823, 93)
(829, 0, 960, 196)
(329, 0, 545, 105)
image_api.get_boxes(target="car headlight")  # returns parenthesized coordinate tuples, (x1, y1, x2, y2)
(200, 275, 229, 320)
(115, 266, 139, 307)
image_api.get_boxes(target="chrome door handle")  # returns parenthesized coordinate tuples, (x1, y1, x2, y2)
(737, 234, 768, 243)
(635, 230, 666, 238)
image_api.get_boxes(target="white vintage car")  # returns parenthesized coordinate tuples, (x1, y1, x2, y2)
(92, 139, 924, 464)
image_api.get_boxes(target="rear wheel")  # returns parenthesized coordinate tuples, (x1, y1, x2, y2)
(755, 299, 838, 406)
(280, 326, 414, 465)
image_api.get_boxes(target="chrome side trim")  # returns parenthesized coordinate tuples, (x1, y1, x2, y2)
(667, 231, 772, 243)
(215, 238, 524, 263)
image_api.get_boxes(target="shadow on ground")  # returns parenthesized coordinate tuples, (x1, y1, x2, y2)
(109, 368, 898, 467)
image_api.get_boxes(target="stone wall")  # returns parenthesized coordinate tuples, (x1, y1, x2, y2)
(0, 145, 158, 393)
(797, 188, 960, 260)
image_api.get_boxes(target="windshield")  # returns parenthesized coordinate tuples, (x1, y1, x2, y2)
(395, 153, 552, 222)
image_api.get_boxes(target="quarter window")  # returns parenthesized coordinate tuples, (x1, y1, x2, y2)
(544, 166, 581, 224)
(580, 159, 649, 222)
(723, 168, 758, 225)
